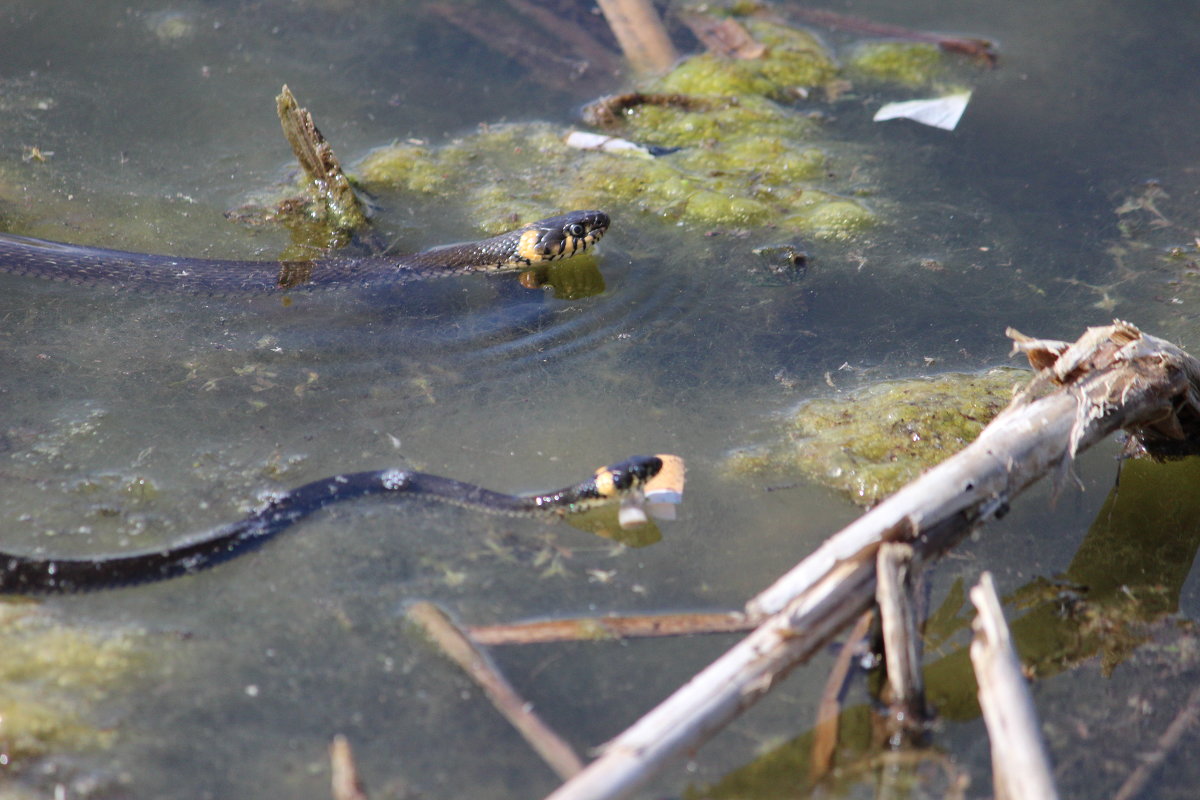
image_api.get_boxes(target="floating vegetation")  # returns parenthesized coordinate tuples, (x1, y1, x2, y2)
(726, 368, 1026, 504)
(353, 11, 966, 243)
(845, 41, 947, 87)
(0, 601, 145, 767)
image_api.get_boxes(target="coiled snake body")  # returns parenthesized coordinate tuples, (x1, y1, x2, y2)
(0, 210, 609, 291)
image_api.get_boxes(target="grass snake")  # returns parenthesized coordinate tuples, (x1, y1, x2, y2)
(0, 209, 609, 292)
(0, 209, 671, 593)
(0, 454, 684, 593)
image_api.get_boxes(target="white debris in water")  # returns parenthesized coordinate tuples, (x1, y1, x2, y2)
(565, 130, 654, 157)
(874, 92, 972, 131)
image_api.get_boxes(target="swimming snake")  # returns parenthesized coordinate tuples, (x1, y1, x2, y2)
(0, 455, 683, 593)
(0, 210, 609, 292)
(0, 209, 661, 593)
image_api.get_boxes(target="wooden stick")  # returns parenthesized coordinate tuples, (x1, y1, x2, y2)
(969, 572, 1060, 800)
(876, 543, 926, 734)
(544, 322, 1200, 800)
(780, 4, 997, 65)
(467, 611, 754, 645)
(330, 735, 369, 800)
(811, 609, 874, 779)
(276, 85, 369, 235)
(407, 602, 585, 780)
(595, 0, 678, 73)
(1113, 681, 1200, 800)
(546, 551, 878, 800)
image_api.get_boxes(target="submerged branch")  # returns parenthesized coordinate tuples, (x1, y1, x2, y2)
(779, 4, 997, 65)
(811, 609, 874, 780)
(467, 611, 754, 645)
(1113, 681, 1200, 800)
(407, 602, 585, 781)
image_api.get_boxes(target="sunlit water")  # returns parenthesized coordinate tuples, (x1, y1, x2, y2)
(3, 0, 1200, 798)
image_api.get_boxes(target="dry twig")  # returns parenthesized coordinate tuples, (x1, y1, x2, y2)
(877, 543, 926, 736)
(408, 602, 585, 780)
(467, 611, 753, 645)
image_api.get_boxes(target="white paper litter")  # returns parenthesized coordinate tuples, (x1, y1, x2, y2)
(873, 91, 971, 131)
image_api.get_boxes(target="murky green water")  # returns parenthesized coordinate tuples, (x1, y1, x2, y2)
(3, 1, 1200, 798)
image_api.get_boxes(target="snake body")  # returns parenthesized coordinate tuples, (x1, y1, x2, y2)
(0, 455, 670, 593)
(0, 210, 609, 292)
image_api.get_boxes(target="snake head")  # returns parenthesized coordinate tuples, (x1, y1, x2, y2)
(517, 210, 610, 264)
(592, 455, 664, 498)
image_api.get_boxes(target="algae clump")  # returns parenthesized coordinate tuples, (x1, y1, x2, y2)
(0, 601, 145, 765)
(655, 21, 838, 99)
(846, 42, 947, 87)
(727, 368, 1026, 505)
(353, 12, 884, 241)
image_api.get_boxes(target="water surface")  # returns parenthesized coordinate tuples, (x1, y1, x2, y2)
(3, 1, 1200, 798)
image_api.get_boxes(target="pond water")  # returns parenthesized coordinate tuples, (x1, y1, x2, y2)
(2, 1, 1200, 799)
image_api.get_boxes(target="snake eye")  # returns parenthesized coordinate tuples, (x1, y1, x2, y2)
(610, 468, 633, 491)
(566, 223, 586, 238)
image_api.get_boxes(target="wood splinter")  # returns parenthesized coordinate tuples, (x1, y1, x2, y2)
(330, 735, 369, 800)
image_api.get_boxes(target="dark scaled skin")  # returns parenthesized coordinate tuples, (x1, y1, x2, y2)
(0, 210, 609, 292)
(0, 454, 663, 593)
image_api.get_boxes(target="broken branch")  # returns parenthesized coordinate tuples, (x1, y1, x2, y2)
(545, 321, 1200, 800)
